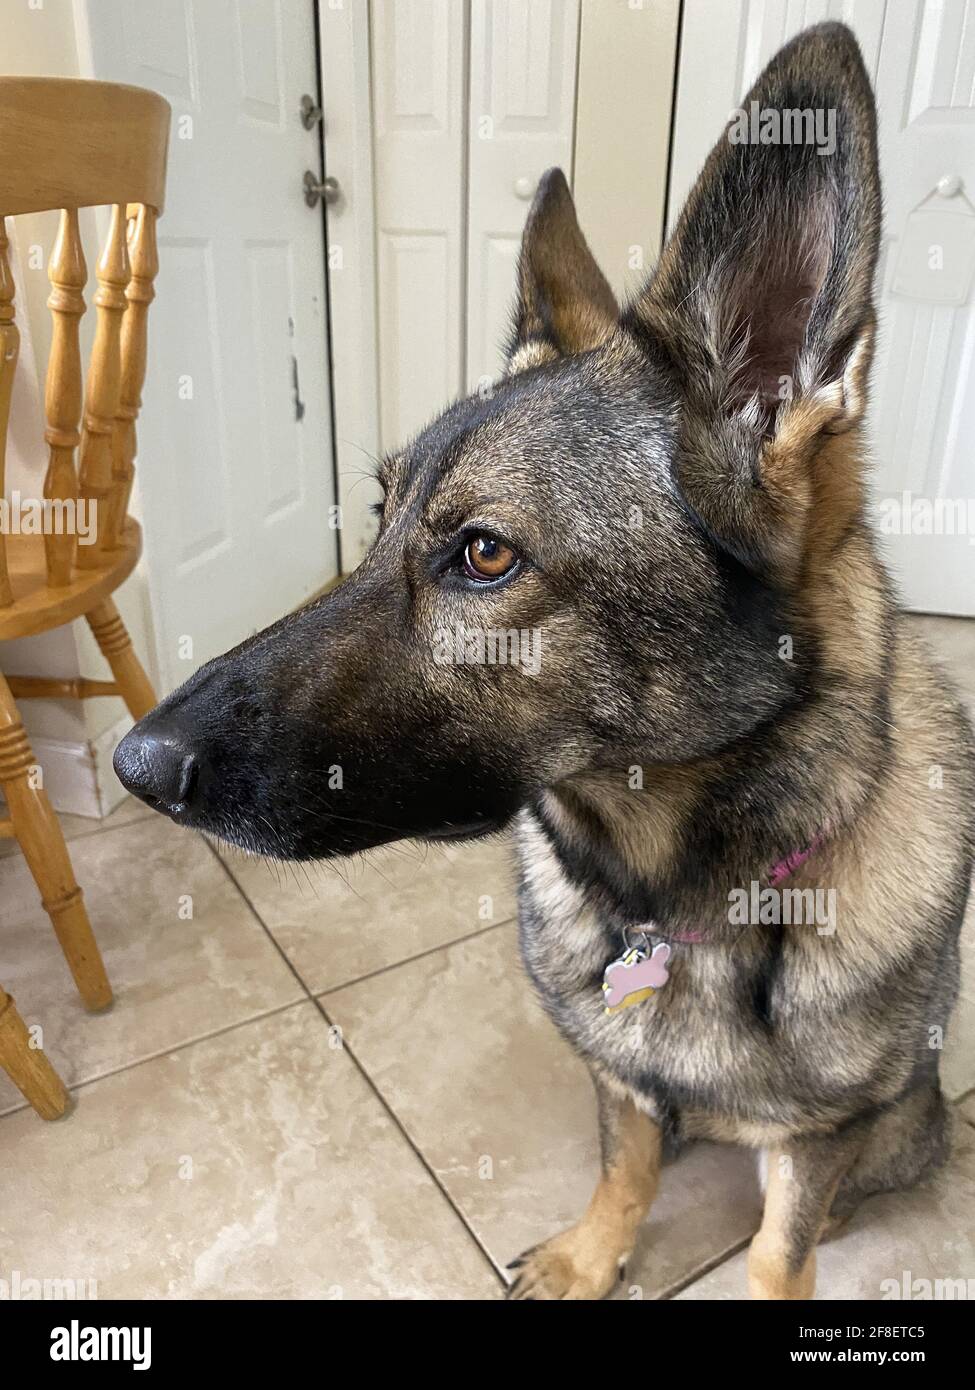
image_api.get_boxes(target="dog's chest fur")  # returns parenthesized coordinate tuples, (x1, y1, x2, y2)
(512, 807, 943, 1148)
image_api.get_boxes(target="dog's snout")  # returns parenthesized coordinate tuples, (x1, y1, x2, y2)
(114, 723, 201, 818)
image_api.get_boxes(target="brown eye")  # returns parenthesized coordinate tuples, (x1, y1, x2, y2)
(463, 534, 518, 581)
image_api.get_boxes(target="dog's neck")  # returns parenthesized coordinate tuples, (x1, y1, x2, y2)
(536, 535, 895, 934)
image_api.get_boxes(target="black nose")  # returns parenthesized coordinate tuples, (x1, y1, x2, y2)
(114, 723, 201, 817)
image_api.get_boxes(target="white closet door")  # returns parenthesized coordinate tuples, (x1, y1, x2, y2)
(371, 0, 469, 451)
(869, 0, 975, 616)
(466, 0, 580, 390)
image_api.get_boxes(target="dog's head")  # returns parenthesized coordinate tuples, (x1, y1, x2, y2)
(115, 23, 881, 860)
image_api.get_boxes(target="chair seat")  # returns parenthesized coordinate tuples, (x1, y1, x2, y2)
(0, 518, 142, 640)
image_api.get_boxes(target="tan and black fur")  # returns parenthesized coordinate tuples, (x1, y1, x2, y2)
(116, 24, 975, 1300)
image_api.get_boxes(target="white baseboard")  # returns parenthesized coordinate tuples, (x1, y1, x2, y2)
(27, 712, 134, 819)
(24, 735, 100, 818)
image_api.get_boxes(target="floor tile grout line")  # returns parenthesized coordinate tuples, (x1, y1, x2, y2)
(0, 811, 158, 882)
(319, 916, 518, 997)
(207, 833, 518, 998)
(206, 841, 325, 1003)
(0, 996, 307, 1121)
(0, 806, 150, 855)
(58, 825, 146, 848)
(309, 990, 507, 1292)
(210, 840, 506, 1289)
(54, 810, 153, 845)
(658, 1234, 755, 1300)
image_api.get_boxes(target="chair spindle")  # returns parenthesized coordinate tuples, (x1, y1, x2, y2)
(77, 204, 129, 568)
(43, 208, 87, 586)
(106, 205, 157, 550)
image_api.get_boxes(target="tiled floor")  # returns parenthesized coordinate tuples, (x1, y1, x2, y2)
(1, 615, 973, 1299)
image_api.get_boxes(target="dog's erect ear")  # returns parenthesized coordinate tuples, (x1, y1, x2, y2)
(626, 23, 881, 574)
(635, 21, 880, 418)
(507, 168, 618, 373)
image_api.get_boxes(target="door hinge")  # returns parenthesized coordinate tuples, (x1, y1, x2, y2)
(300, 94, 323, 129)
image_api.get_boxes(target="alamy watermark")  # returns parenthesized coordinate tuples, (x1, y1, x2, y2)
(432, 624, 542, 676)
(881, 1270, 975, 1300)
(728, 101, 836, 156)
(0, 491, 97, 545)
(876, 492, 975, 544)
(50, 1319, 151, 1371)
(0, 1267, 98, 1299)
(728, 881, 837, 935)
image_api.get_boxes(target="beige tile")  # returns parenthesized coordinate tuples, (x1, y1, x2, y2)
(0, 814, 304, 1113)
(324, 923, 763, 1298)
(221, 832, 517, 993)
(677, 1123, 975, 1300)
(0, 794, 151, 859)
(0, 1003, 498, 1299)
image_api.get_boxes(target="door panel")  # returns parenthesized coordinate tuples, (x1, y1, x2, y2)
(82, 0, 337, 691)
(318, 0, 382, 571)
(670, 0, 975, 616)
(371, 0, 468, 447)
(369, 0, 580, 445)
(466, 0, 580, 388)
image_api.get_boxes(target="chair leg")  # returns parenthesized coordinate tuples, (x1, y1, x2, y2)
(86, 597, 157, 721)
(0, 673, 112, 1011)
(0, 986, 70, 1120)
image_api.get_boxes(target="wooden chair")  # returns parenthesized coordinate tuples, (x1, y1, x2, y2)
(0, 78, 170, 1118)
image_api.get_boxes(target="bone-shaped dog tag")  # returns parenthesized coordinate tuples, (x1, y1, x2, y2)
(602, 941, 671, 1015)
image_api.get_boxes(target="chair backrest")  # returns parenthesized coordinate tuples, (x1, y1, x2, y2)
(0, 77, 170, 604)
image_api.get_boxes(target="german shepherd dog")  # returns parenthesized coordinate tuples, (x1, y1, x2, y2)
(116, 23, 975, 1299)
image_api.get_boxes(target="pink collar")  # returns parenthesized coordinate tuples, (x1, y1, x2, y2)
(606, 827, 832, 1010)
(651, 825, 830, 944)
(767, 826, 829, 887)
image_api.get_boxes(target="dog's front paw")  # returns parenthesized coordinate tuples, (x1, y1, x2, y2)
(506, 1227, 627, 1300)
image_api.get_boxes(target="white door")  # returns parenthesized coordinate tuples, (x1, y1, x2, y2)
(80, 0, 338, 692)
(669, 0, 975, 618)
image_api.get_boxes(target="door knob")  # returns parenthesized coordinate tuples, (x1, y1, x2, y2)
(304, 171, 340, 207)
(936, 173, 963, 198)
(514, 176, 537, 200)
